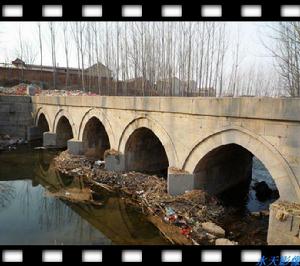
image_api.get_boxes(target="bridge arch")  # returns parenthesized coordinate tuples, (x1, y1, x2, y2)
(119, 117, 178, 174)
(183, 126, 300, 203)
(81, 117, 111, 159)
(35, 107, 52, 132)
(53, 109, 77, 137)
(54, 111, 75, 148)
(37, 113, 50, 135)
(78, 108, 115, 147)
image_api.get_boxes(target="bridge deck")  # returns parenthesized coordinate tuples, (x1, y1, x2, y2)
(31, 96, 300, 122)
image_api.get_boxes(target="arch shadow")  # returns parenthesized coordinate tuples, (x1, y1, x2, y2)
(35, 107, 52, 132)
(118, 117, 178, 168)
(78, 108, 115, 147)
(55, 116, 74, 148)
(81, 116, 111, 159)
(53, 109, 77, 137)
(124, 127, 169, 177)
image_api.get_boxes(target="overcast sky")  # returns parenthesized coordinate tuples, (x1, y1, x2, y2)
(0, 21, 275, 71)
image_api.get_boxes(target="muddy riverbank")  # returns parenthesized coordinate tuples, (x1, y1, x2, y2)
(54, 150, 273, 245)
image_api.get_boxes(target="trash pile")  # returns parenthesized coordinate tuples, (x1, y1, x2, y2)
(0, 84, 98, 96)
(54, 151, 230, 245)
(0, 83, 41, 96)
(39, 89, 97, 96)
(0, 134, 27, 151)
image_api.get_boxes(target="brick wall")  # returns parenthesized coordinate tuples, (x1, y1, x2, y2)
(0, 67, 113, 93)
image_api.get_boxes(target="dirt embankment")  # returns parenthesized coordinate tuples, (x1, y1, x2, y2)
(53, 151, 244, 245)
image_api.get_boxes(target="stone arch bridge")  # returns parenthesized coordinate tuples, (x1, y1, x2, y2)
(29, 96, 300, 244)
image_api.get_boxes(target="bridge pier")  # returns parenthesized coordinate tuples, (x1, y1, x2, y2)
(67, 139, 84, 155)
(43, 132, 57, 147)
(104, 150, 125, 172)
(167, 167, 195, 195)
(268, 200, 300, 245)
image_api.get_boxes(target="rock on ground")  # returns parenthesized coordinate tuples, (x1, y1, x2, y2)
(201, 222, 225, 237)
(215, 238, 238, 245)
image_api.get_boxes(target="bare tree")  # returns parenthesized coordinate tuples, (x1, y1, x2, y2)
(3, 22, 284, 97)
(49, 22, 57, 89)
(37, 22, 43, 86)
(62, 22, 70, 88)
(15, 27, 37, 80)
(266, 22, 300, 97)
(79, 22, 86, 91)
(71, 22, 82, 90)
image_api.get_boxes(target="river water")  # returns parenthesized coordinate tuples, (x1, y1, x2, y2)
(0, 142, 167, 245)
(0, 142, 276, 245)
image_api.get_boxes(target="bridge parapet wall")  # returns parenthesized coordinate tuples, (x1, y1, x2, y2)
(31, 95, 300, 122)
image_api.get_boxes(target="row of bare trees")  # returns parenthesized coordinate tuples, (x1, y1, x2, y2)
(266, 22, 300, 97)
(10, 22, 293, 97)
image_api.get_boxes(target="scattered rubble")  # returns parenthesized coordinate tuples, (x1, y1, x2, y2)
(215, 238, 238, 245)
(201, 222, 225, 238)
(0, 84, 98, 96)
(0, 134, 27, 151)
(272, 201, 300, 222)
(251, 211, 261, 217)
(54, 151, 225, 245)
(275, 210, 289, 221)
(94, 160, 105, 168)
(0, 83, 41, 96)
(251, 210, 270, 217)
(217, 208, 269, 245)
(39, 89, 97, 96)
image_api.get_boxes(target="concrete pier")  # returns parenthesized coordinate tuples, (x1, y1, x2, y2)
(67, 139, 84, 155)
(268, 200, 300, 245)
(167, 167, 194, 195)
(43, 132, 57, 147)
(104, 150, 125, 172)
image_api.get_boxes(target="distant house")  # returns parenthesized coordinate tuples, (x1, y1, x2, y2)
(156, 77, 182, 96)
(121, 77, 155, 96)
(197, 87, 216, 97)
(12, 58, 26, 68)
(85, 63, 112, 79)
(181, 80, 197, 94)
(156, 77, 199, 96)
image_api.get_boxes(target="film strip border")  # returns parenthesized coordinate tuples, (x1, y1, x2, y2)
(0, 246, 298, 265)
(1, 1, 300, 20)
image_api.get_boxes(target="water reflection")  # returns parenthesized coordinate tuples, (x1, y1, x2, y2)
(0, 143, 167, 245)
